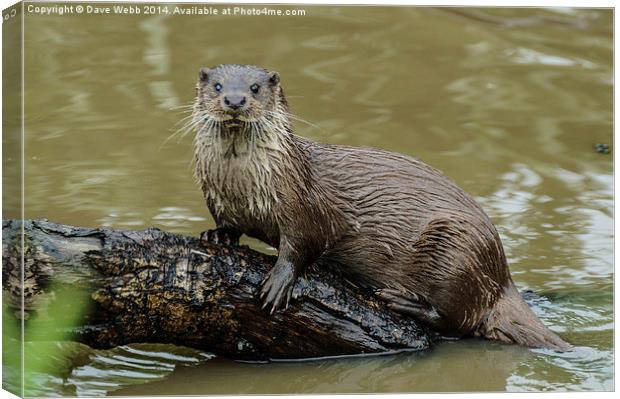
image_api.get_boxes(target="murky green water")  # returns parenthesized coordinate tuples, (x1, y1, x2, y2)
(5, 3, 614, 394)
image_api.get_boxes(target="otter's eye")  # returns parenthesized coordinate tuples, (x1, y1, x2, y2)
(214, 83, 222, 92)
(250, 84, 260, 94)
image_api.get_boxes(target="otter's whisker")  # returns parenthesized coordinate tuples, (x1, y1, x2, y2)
(168, 102, 197, 111)
(161, 114, 203, 149)
(267, 110, 321, 131)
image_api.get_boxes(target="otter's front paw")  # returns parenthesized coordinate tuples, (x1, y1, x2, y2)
(200, 228, 239, 246)
(260, 261, 296, 314)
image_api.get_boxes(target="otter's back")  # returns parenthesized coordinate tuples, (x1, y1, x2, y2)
(298, 137, 508, 291)
(302, 139, 489, 226)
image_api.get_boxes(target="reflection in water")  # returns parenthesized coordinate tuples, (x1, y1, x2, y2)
(29, 344, 214, 396)
(14, 5, 613, 394)
(113, 342, 532, 395)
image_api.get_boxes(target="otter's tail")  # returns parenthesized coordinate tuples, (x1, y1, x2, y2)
(477, 284, 572, 351)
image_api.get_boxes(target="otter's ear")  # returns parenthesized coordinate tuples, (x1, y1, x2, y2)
(199, 67, 210, 82)
(268, 71, 280, 86)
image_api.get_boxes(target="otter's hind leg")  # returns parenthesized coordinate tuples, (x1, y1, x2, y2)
(379, 216, 507, 336)
(377, 289, 443, 329)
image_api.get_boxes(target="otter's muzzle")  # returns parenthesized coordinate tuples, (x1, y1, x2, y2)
(223, 95, 247, 112)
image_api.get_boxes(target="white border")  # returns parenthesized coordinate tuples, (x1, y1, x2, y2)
(2, 0, 618, 8)
(0, 1, 616, 399)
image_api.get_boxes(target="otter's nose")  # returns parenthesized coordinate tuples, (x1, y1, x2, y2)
(223, 95, 246, 110)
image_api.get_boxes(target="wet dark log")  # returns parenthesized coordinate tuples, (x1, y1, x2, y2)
(2, 219, 431, 360)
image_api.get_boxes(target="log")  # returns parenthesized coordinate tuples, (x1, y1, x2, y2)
(2, 219, 431, 360)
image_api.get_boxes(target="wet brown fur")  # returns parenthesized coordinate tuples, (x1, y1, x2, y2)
(192, 64, 571, 351)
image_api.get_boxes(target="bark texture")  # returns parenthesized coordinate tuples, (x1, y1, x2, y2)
(2, 219, 431, 360)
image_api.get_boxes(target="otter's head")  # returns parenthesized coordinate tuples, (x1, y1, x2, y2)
(193, 64, 289, 134)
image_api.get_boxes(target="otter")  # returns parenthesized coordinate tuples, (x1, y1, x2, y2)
(191, 64, 571, 351)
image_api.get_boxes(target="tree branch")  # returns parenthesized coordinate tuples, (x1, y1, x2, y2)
(2, 219, 431, 360)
